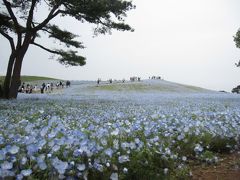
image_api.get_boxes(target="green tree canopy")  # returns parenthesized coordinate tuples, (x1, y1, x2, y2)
(0, 0, 135, 98)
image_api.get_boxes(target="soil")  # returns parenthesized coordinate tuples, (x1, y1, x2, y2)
(191, 152, 240, 180)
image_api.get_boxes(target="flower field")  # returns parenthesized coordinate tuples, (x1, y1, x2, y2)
(0, 84, 240, 179)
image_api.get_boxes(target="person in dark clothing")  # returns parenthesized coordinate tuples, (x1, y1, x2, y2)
(66, 81, 71, 87)
(41, 83, 46, 94)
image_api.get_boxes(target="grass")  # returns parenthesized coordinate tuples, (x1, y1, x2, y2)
(20, 75, 59, 82)
(91, 81, 210, 93)
(92, 83, 150, 92)
(0, 75, 60, 85)
(91, 83, 177, 92)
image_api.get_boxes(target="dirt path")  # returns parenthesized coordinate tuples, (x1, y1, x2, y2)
(191, 152, 240, 180)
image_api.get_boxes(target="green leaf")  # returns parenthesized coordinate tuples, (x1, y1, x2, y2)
(56, 50, 86, 66)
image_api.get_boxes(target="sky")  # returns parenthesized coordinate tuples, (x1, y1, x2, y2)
(0, 0, 240, 91)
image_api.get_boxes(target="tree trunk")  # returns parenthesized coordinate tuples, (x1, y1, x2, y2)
(4, 32, 33, 99)
(2, 52, 16, 99)
(8, 50, 27, 99)
(0, 84, 3, 98)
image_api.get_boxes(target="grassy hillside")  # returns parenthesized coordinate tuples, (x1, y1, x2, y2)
(91, 80, 213, 93)
(0, 76, 59, 85)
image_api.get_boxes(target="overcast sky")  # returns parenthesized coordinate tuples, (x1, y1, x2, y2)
(1, 0, 240, 91)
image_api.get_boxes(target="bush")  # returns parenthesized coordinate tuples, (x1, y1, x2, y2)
(232, 85, 240, 94)
(209, 136, 237, 153)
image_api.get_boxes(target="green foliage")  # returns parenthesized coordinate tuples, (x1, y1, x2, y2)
(199, 151, 216, 163)
(47, 25, 84, 48)
(234, 29, 240, 67)
(232, 85, 240, 94)
(56, 50, 86, 66)
(234, 29, 240, 48)
(0, 13, 14, 32)
(123, 150, 175, 180)
(0, 76, 4, 84)
(208, 136, 236, 153)
(174, 166, 191, 180)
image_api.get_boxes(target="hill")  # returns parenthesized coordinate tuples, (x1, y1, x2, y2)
(0, 76, 59, 84)
(90, 79, 214, 93)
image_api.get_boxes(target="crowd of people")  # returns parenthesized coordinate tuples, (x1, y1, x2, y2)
(96, 77, 141, 85)
(18, 80, 71, 94)
(96, 76, 162, 85)
(149, 76, 161, 80)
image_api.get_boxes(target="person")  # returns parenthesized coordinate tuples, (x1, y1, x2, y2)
(34, 84, 38, 92)
(97, 78, 100, 85)
(29, 85, 33, 94)
(26, 84, 30, 93)
(66, 80, 71, 87)
(59, 81, 63, 88)
(21, 82, 25, 93)
(46, 83, 51, 93)
(41, 83, 45, 94)
(50, 83, 54, 91)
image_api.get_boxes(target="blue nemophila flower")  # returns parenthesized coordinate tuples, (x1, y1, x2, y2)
(52, 157, 68, 174)
(1, 161, 13, 170)
(164, 168, 168, 175)
(37, 155, 47, 170)
(26, 144, 38, 156)
(93, 162, 104, 172)
(16, 174, 23, 180)
(0, 135, 5, 145)
(21, 169, 32, 177)
(111, 129, 119, 136)
(52, 145, 60, 152)
(118, 155, 129, 163)
(104, 148, 114, 158)
(20, 157, 27, 165)
(0, 90, 240, 178)
(182, 156, 187, 161)
(123, 167, 128, 173)
(110, 173, 118, 180)
(106, 162, 110, 167)
(40, 127, 49, 137)
(77, 164, 86, 171)
(0, 169, 15, 178)
(194, 144, 204, 154)
(0, 150, 6, 161)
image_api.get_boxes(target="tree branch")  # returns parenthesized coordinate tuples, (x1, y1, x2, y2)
(34, 5, 61, 31)
(0, 30, 15, 51)
(41, 27, 52, 34)
(31, 42, 61, 55)
(27, 0, 37, 29)
(3, 0, 20, 33)
(236, 61, 240, 67)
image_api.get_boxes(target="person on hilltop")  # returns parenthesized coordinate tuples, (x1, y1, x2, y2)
(97, 78, 101, 85)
